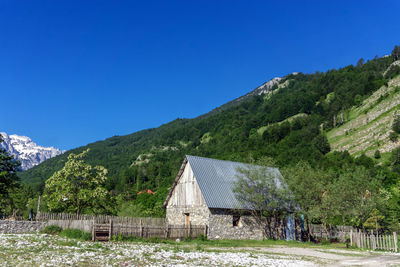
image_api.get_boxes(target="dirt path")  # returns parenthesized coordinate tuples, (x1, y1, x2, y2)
(210, 245, 400, 266)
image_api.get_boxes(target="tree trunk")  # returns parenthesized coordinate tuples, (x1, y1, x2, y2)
(307, 219, 311, 242)
(322, 216, 329, 240)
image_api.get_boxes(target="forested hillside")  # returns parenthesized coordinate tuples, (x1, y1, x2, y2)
(18, 52, 400, 221)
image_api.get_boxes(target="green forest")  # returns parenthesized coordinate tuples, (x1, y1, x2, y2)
(2, 46, 400, 233)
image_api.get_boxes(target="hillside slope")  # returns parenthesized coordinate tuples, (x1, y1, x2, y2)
(19, 55, 395, 198)
(327, 68, 400, 157)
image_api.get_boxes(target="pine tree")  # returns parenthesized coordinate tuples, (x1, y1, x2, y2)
(392, 45, 400, 61)
(0, 135, 20, 217)
(0, 135, 20, 198)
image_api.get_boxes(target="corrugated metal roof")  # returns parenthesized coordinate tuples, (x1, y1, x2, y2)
(186, 155, 283, 210)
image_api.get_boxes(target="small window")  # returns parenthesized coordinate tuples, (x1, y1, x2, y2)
(233, 215, 241, 227)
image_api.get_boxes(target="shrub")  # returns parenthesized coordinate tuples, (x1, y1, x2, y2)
(195, 234, 207, 242)
(183, 236, 193, 242)
(393, 115, 400, 134)
(374, 150, 381, 159)
(60, 229, 91, 241)
(321, 239, 330, 245)
(389, 131, 398, 142)
(40, 225, 62, 235)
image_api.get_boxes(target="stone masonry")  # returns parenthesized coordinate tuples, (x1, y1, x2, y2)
(0, 220, 47, 234)
(166, 205, 210, 226)
(207, 209, 263, 240)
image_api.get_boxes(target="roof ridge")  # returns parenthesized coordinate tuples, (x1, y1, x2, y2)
(186, 154, 278, 169)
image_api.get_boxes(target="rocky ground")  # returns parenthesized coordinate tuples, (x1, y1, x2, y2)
(1, 234, 400, 266)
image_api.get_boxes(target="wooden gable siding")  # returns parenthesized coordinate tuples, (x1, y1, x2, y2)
(168, 162, 206, 207)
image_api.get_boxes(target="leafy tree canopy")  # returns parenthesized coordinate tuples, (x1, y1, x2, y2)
(43, 149, 112, 215)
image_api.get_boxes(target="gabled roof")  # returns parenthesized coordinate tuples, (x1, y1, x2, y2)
(163, 155, 283, 210)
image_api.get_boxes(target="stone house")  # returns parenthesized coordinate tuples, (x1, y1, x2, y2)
(163, 155, 286, 240)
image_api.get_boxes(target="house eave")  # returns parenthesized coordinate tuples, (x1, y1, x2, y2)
(162, 156, 188, 208)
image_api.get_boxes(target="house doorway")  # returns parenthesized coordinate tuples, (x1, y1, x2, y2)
(184, 213, 190, 226)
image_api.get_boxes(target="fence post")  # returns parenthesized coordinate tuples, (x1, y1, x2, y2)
(364, 232, 366, 249)
(35, 196, 41, 221)
(92, 218, 95, 242)
(378, 233, 381, 250)
(140, 219, 143, 238)
(165, 224, 169, 239)
(370, 230, 374, 250)
(394, 232, 398, 252)
(361, 231, 364, 249)
(384, 235, 387, 251)
(109, 219, 113, 239)
(350, 229, 353, 246)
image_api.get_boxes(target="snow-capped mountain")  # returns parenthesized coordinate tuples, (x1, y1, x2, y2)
(0, 132, 64, 170)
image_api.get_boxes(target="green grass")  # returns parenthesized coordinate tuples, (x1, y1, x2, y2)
(59, 229, 92, 241)
(40, 225, 63, 235)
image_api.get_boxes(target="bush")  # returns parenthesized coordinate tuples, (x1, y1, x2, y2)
(374, 150, 381, 159)
(393, 115, 400, 134)
(389, 131, 398, 142)
(40, 225, 62, 235)
(321, 239, 330, 245)
(183, 236, 193, 242)
(59, 229, 91, 241)
(196, 234, 207, 242)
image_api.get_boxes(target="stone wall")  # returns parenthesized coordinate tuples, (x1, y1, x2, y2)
(207, 209, 263, 240)
(0, 220, 47, 234)
(166, 205, 210, 226)
(0, 220, 93, 234)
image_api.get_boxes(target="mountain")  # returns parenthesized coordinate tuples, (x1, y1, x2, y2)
(199, 76, 284, 118)
(0, 132, 64, 170)
(19, 54, 398, 201)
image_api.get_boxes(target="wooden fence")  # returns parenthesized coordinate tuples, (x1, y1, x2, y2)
(109, 223, 206, 239)
(37, 212, 206, 240)
(37, 212, 165, 225)
(350, 229, 398, 252)
(308, 224, 354, 242)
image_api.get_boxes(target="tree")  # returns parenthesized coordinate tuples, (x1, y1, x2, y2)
(330, 166, 382, 229)
(392, 115, 400, 134)
(0, 135, 20, 216)
(354, 94, 363, 106)
(233, 158, 292, 238)
(392, 147, 400, 174)
(356, 58, 365, 68)
(392, 45, 400, 61)
(389, 132, 398, 142)
(312, 134, 331, 155)
(283, 162, 333, 239)
(43, 149, 111, 215)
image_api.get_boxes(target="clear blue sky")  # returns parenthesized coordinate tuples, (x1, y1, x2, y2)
(1, 0, 399, 150)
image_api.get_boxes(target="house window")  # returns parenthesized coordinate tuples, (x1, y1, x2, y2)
(233, 215, 240, 227)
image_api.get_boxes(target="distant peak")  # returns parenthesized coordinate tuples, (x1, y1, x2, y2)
(0, 132, 64, 170)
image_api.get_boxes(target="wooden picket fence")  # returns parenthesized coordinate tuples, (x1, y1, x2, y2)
(37, 212, 165, 226)
(37, 212, 207, 241)
(350, 229, 398, 252)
